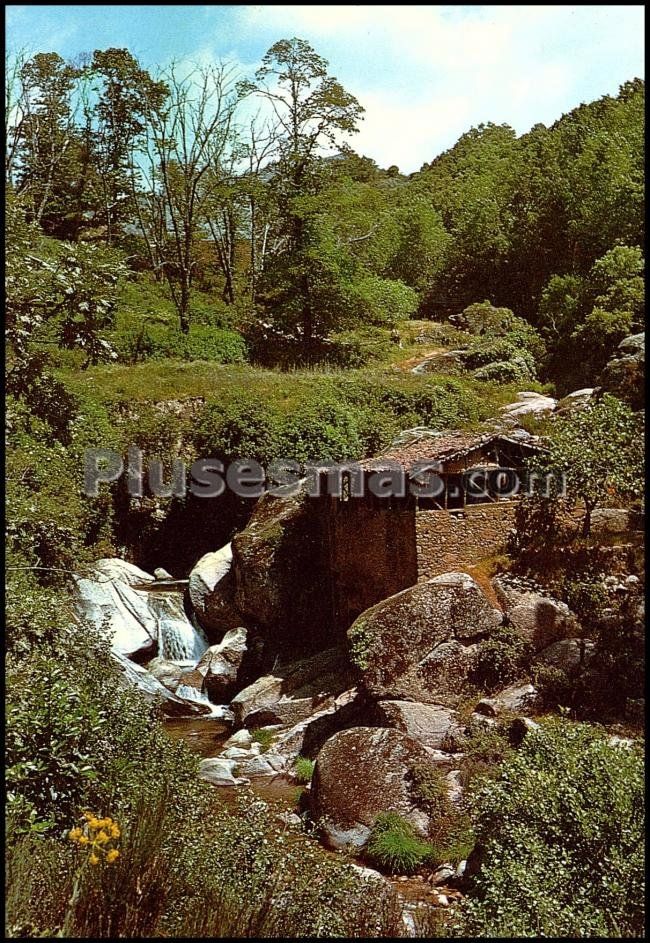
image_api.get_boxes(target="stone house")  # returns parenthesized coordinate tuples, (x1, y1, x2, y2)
(320, 430, 541, 631)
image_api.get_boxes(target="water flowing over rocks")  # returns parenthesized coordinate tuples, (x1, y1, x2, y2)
(111, 651, 211, 717)
(190, 626, 249, 702)
(73, 558, 207, 661)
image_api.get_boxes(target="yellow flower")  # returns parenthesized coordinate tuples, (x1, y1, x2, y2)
(89, 817, 101, 830)
(78, 835, 90, 845)
(106, 849, 120, 864)
(83, 811, 94, 821)
(96, 830, 110, 844)
(89, 854, 100, 866)
(68, 827, 82, 842)
(110, 824, 121, 839)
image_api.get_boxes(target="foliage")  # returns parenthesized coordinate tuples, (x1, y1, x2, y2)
(455, 719, 645, 938)
(458, 721, 513, 790)
(294, 756, 316, 784)
(469, 624, 534, 692)
(250, 728, 276, 753)
(538, 244, 645, 388)
(529, 393, 644, 535)
(366, 812, 434, 875)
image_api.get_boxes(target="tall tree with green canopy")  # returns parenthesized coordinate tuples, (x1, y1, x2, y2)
(531, 394, 643, 536)
(87, 48, 168, 244)
(242, 38, 364, 354)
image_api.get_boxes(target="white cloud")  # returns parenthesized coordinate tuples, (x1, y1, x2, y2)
(229, 4, 644, 171)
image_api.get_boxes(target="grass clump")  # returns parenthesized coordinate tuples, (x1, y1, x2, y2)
(250, 728, 275, 753)
(294, 756, 315, 784)
(365, 812, 433, 875)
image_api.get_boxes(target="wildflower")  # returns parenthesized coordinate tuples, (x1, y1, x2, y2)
(89, 854, 100, 866)
(78, 836, 90, 845)
(110, 824, 121, 839)
(96, 830, 110, 844)
(106, 849, 120, 864)
(69, 827, 82, 842)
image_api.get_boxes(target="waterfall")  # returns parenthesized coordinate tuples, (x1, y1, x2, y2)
(158, 615, 209, 663)
(175, 683, 233, 719)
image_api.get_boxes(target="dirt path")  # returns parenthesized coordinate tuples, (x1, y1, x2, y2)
(395, 348, 446, 373)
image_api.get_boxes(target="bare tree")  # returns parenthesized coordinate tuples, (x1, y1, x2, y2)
(5, 49, 28, 186)
(132, 61, 240, 333)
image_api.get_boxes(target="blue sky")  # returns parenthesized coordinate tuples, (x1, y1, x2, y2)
(6, 4, 645, 172)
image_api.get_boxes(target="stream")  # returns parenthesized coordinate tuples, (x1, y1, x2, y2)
(161, 714, 459, 917)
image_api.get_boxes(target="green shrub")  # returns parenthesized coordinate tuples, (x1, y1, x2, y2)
(250, 728, 275, 753)
(455, 719, 645, 938)
(196, 395, 284, 468)
(350, 275, 419, 325)
(326, 326, 394, 367)
(294, 756, 315, 784)
(458, 721, 513, 789)
(469, 624, 533, 692)
(116, 323, 248, 364)
(366, 812, 433, 874)
(473, 356, 534, 382)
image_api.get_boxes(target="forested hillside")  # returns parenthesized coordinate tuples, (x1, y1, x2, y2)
(5, 37, 645, 940)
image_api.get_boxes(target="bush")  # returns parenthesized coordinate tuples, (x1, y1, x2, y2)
(366, 812, 434, 874)
(294, 756, 315, 784)
(350, 275, 419, 325)
(455, 719, 645, 938)
(469, 624, 533, 692)
(115, 323, 248, 364)
(472, 356, 534, 382)
(196, 395, 285, 468)
(250, 728, 275, 753)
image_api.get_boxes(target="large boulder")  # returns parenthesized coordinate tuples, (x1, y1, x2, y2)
(230, 647, 355, 727)
(590, 508, 638, 537)
(231, 485, 332, 652)
(311, 727, 438, 851)
(370, 701, 463, 752)
(555, 388, 597, 415)
(533, 638, 595, 675)
(493, 577, 580, 651)
(146, 657, 186, 691)
(348, 573, 502, 706)
(73, 558, 206, 661)
(475, 682, 539, 718)
(192, 627, 249, 702)
(600, 332, 644, 409)
(273, 688, 367, 761)
(188, 544, 244, 637)
(500, 391, 557, 421)
(199, 756, 249, 787)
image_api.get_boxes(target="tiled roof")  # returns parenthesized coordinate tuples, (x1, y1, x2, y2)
(360, 429, 539, 471)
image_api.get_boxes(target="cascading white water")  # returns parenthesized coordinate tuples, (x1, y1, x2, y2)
(158, 615, 209, 662)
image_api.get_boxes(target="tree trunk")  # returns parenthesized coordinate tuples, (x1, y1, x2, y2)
(179, 279, 191, 334)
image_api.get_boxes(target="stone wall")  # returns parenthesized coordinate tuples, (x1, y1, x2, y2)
(327, 504, 417, 632)
(415, 502, 518, 580)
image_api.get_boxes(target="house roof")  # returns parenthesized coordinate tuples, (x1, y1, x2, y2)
(359, 428, 541, 472)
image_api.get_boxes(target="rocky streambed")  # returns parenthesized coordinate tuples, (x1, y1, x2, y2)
(71, 456, 643, 931)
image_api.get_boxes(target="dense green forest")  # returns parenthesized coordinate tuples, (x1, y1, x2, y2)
(5, 37, 645, 939)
